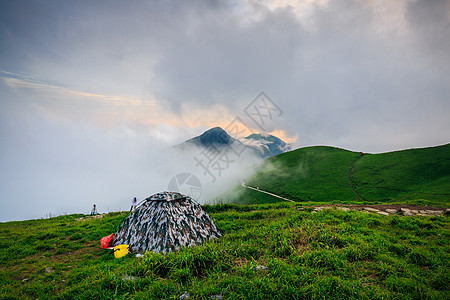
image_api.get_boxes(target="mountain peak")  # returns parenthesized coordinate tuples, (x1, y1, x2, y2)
(174, 127, 234, 150)
(197, 127, 232, 145)
(201, 127, 227, 137)
(175, 127, 290, 158)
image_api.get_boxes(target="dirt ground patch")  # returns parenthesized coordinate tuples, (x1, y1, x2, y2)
(76, 214, 106, 221)
(304, 204, 449, 217)
(330, 204, 446, 211)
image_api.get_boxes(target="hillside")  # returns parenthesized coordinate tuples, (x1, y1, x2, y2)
(244, 144, 450, 205)
(1, 204, 448, 299)
(352, 144, 450, 202)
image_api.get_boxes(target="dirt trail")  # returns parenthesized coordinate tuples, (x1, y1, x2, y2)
(241, 182, 296, 203)
(348, 154, 366, 201)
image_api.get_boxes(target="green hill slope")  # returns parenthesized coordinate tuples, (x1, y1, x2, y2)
(352, 144, 450, 202)
(244, 144, 450, 204)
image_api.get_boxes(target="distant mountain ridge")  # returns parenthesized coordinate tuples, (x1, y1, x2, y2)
(175, 127, 291, 158)
(244, 133, 290, 158)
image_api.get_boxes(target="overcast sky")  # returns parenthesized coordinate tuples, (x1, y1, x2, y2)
(1, 0, 449, 221)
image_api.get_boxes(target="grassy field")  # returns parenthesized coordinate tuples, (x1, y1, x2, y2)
(242, 144, 450, 205)
(352, 144, 450, 202)
(246, 146, 359, 202)
(1, 203, 449, 299)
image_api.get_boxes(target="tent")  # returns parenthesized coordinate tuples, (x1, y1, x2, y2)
(111, 191, 221, 254)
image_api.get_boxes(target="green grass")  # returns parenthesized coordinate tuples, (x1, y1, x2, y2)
(352, 144, 450, 202)
(238, 144, 450, 205)
(1, 204, 449, 299)
(247, 146, 360, 202)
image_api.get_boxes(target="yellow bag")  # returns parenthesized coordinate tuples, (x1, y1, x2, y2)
(113, 244, 129, 258)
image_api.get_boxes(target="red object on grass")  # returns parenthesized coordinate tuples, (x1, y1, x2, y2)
(100, 233, 114, 249)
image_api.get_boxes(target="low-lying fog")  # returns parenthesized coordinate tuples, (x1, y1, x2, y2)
(0, 108, 261, 222)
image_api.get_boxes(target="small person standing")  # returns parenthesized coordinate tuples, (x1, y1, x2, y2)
(130, 197, 137, 211)
(91, 204, 98, 215)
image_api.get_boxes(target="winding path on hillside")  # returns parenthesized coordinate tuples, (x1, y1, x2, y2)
(241, 182, 296, 203)
(348, 154, 367, 201)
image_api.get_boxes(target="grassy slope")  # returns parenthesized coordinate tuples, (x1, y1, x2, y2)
(1, 205, 449, 299)
(246, 146, 361, 202)
(352, 144, 450, 202)
(243, 144, 450, 205)
(0, 212, 127, 299)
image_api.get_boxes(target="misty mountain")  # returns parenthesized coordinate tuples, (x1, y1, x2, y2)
(243, 133, 291, 158)
(174, 127, 239, 150)
(175, 127, 290, 158)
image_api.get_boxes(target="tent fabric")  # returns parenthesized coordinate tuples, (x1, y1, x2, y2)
(112, 192, 221, 254)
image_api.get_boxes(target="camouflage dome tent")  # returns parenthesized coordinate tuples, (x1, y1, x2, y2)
(112, 192, 221, 254)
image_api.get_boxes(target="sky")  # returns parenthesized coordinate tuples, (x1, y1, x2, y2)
(0, 0, 449, 221)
